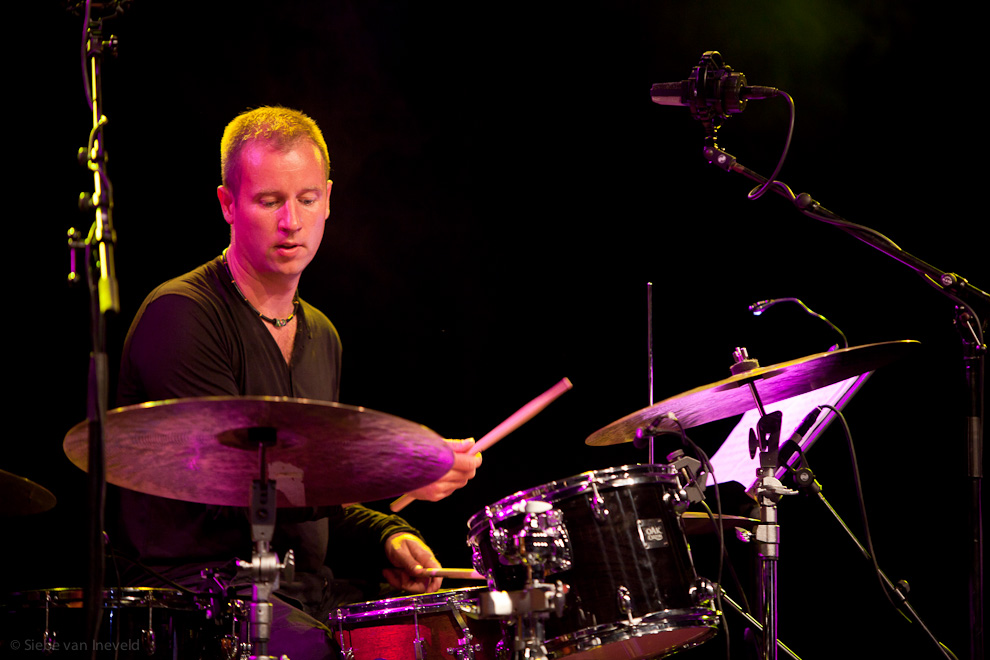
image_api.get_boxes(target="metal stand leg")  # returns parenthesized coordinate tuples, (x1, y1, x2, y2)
(731, 348, 798, 660)
(235, 430, 295, 660)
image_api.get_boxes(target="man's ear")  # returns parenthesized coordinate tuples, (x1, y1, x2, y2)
(217, 185, 235, 225)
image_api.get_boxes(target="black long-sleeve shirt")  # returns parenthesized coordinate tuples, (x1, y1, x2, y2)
(111, 256, 419, 616)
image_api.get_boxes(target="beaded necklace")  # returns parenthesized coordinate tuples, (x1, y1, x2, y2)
(221, 249, 298, 328)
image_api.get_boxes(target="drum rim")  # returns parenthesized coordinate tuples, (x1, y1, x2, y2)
(2, 587, 201, 610)
(329, 587, 486, 623)
(544, 606, 720, 658)
(467, 464, 676, 530)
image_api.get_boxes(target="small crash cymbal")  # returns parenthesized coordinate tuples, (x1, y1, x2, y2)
(63, 396, 454, 508)
(681, 512, 757, 535)
(0, 469, 56, 516)
(587, 340, 919, 446)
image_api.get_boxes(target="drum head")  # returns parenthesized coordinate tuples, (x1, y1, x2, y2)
(468, 464, 677, 532)
(331, 588, 486, 624)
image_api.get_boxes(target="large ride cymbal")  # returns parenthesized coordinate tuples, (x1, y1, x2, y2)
(0, 469, 56, 516)
(587, 340, 920, 446)
(63, 397, 454, 507)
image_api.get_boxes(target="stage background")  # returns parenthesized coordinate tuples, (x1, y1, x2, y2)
(7, 2, 984, 658)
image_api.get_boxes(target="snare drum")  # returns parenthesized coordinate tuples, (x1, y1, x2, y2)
(0, 587, 237, 658)
(329, 588, 503, 660)
(467, 464, 718, 660)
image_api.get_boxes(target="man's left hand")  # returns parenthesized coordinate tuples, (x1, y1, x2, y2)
(382, 532, 443, 593)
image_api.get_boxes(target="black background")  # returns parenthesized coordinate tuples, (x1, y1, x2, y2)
(5, 2, 985, 658)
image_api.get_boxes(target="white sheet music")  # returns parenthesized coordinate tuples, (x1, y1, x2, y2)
(706, 372, 872, 495)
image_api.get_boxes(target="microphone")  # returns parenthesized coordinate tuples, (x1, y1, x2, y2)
(650, 81, 781, 107)
(748, 299, 778, 315)
(778, 407, 822, 469)
(650, 51, 780, 119)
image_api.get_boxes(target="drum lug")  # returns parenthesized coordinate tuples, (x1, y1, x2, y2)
(43, 591, 57, 653)
(141, 627, 156, 656)
(689, 578, 717, 608)
(43, 631, 57, 654)
(589, 480, 609, 522)
(662, 487, 691, 513)
(413, 608, 427, 660)
(495, 635, 512, 660)
(616, 585, 634, 623)
(143, 603, 157, 656)
(333, 608, 354, 660)
(218, 634, 243, 660)
(490, 520, 509, 556)
(447, 630, 483, 660)
(470, 543, 490, 584)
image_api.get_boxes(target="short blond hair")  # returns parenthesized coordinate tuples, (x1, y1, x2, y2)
(220, 106, 330, 193)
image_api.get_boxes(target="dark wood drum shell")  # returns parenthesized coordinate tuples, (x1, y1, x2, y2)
(468, 464, 718, 660)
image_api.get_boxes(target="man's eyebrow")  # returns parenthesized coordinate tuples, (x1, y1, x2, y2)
(255, 186, 324, 197)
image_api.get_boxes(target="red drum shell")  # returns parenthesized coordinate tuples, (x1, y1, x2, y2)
(329, 588, 504, 660)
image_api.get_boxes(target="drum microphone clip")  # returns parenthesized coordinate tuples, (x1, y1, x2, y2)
(666, 449, 707, 505)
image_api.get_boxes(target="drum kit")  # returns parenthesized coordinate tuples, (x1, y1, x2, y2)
(1, 341, 918, 659)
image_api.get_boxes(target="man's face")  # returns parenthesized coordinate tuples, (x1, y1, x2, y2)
(218, 139, 331, 283)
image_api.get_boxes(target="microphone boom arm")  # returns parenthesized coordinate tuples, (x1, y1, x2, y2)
(697, 107, 985, 660)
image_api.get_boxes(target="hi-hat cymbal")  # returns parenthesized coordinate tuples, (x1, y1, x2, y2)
(0, 469, 56, 516)
(587, 340, 919, 446)
(63, 396, 454, 507)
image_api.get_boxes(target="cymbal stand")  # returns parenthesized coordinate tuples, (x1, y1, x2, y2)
(235, 428, 295, 660)
(731, 348, 798, 660)
(647, 282, 655, 464)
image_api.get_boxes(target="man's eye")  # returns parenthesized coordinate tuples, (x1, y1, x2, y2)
(299, 197, 318, 206)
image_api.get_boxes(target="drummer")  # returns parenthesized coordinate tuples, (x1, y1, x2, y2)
(110, 106, 481, 655)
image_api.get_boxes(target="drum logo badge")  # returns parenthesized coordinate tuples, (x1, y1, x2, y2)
(637, 518, 668, 549)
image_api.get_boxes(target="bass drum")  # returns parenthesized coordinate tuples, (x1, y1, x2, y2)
(329, 588, 504, 660)
(0, 587, 240, 659)
(467, 464, 718, 660)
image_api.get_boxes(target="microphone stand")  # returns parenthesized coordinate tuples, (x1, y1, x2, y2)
(794, 469, 956, 658)
(719, 590, 802, 660)
(68, 5, 123, 656)
(702, 142, 986, 660)
(658, 50, 982, 656)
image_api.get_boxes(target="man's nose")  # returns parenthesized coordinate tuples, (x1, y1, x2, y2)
(278, 201, 301, 232)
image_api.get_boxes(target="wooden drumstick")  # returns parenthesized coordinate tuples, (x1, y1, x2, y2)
(423, 567, 486, 580)
(390, 377, 573, 512)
